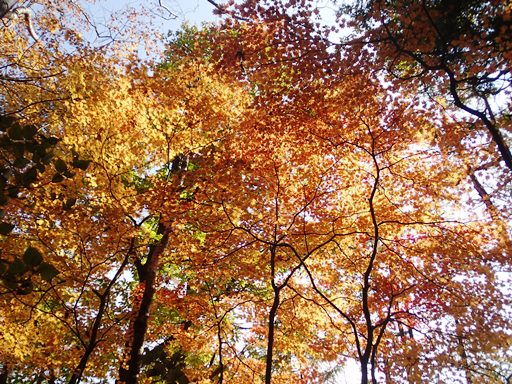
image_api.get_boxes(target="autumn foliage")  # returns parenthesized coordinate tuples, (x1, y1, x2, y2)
(0, 1, 510, 383)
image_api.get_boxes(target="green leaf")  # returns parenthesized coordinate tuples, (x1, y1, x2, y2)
(187, 161, 200, 171)
(0, 222, 14, 235)
(0, 260, 7, 275)
(12, 143, 24, 158)
(3, 279, 17, 290)
(42, 152, 53, 165)
(7, 187, 19, 198)
(8, 259, 26, 276)
(73, 159, 91, 171)
(21, 168, 37, 188)
(7, 124, 23, 140)
(52, 173, 64, 183)
(38, 262, 59, 281)
(14, 157, 30, 169)
(53, 159, 67, 174)
(0, 116, 17, 132)
(16, 279, 33, 295)
(23, 247, 43, 267)
(63, 198, 77, 211)
(22, 125, 38, 139)
(45, 136, 59, 146)
(32, 151, 41, 163)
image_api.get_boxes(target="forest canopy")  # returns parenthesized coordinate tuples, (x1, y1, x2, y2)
(0, 0, 510, 383)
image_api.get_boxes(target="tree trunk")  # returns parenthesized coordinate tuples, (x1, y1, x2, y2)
(360, 359, 369, 384)
(264, 291, 280, 384)
(455, 319, 473, 384)
(0, 365, 8, 384)
(118, 224, 169, 384)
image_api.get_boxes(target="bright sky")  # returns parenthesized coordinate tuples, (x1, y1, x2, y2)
(87, 0, 218, 33)
(65, 0, 221, 59)
(80, 0, 340, 45)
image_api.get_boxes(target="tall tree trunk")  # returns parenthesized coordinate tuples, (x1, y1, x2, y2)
(455, 319, 474, 384)
(468, 168, 511, 248)
(360, 359, 369, 384)
(118, 224, 169, 384)
(0, 365, 8, 384)
(359, 142, 380, 384)
(265, 245, 281, 384)
(264, 291, 280, 384)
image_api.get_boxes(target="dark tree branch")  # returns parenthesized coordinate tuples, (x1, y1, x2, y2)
(206, 0, 250, 22)
(69, 238, 136, 384)
(118, 223, 170, 384)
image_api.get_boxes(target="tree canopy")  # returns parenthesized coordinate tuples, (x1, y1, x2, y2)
(0, 1, 510, 383)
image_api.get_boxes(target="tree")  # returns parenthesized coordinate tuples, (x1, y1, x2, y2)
(166, 5, 511, 382)
(0, 1, 510, 383)
(341, 0, 511, 166)
(339, 0, 512, 225)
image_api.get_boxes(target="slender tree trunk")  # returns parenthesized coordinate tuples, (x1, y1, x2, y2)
(383, 358, 392, 384)
(68, 294, 107, 384)
(0, 365, 8, 384)
(358, 142, 380, 384)
(360, 359, 369, 384)
(118, 224, 169, 384)
(455, 319, 473, 384)
(382, 22, 512, 172)
(265, 244, 280, 384)
(265, 291, 280, 384)
(468, 169, 511, 241)
(216, 322, 224, 384)
(446, 70, 512, 173)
